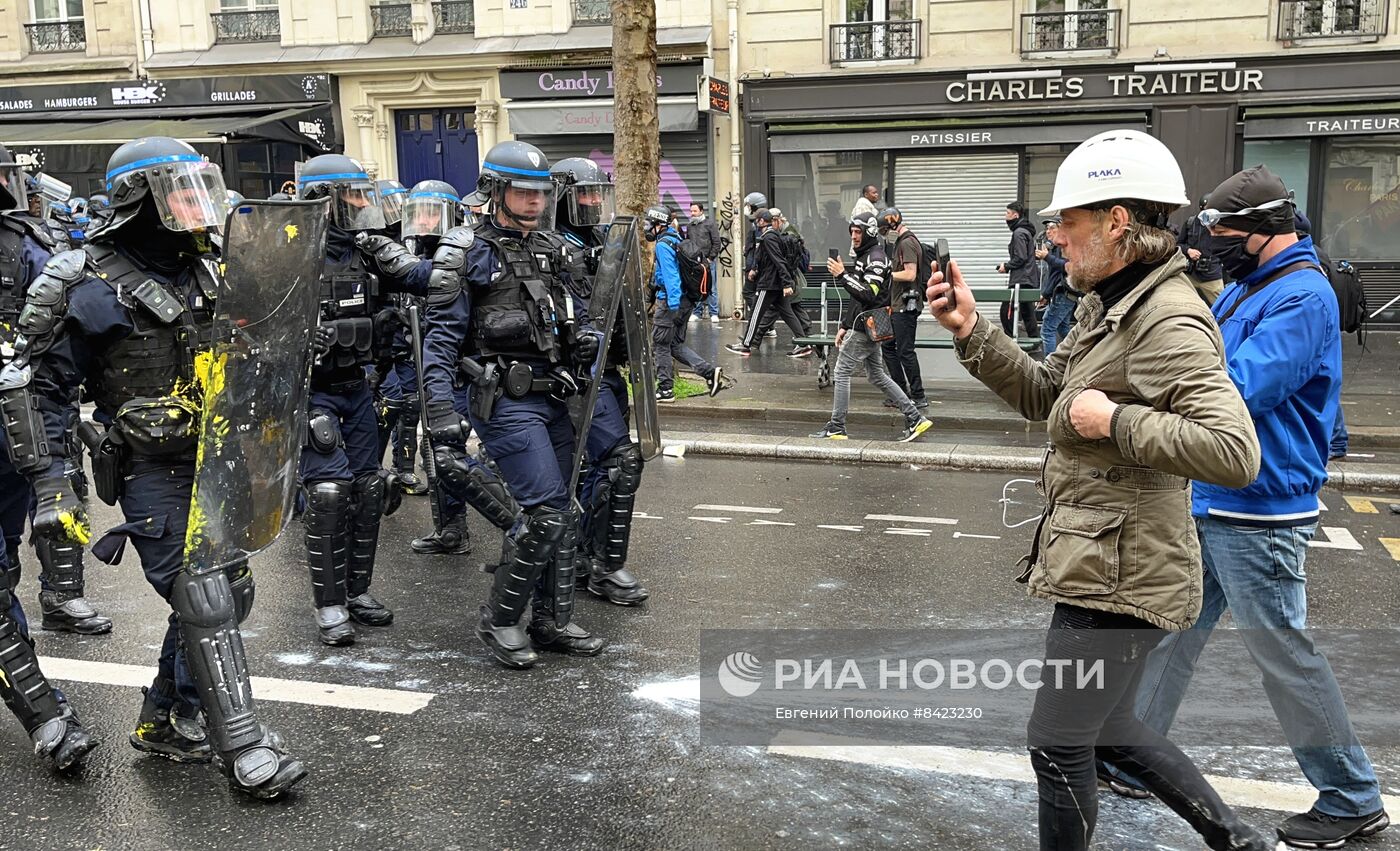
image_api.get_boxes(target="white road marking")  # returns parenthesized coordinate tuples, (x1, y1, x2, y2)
(689, 516, 732, 524)
(694, 504, 783, 515)
(766, 734, 1400, 815)
(39, 656, 436, 716)
(817, 525, 865, 532)
(1318, 497, 1328, 511)
(865, 514, 958, 526)
(885, 529, 932, 537)
(633, 511, 665, 520)
(749, 519, 797, 527)
(1309, 526, 1363, 551)
(953, 532, 1001, 540)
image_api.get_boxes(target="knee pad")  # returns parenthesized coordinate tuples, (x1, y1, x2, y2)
(353, 471, 395, 519)
(602, 442, 643, 497)
(170, 571, 237, 630)
(307, 408, 343, 455)
(303, 480, 352, 534)
(228, 564, 255, 624)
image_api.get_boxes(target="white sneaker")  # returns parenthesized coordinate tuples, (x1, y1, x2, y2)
(710, 315, 720, 324)
(765, 329, 778, 338)
(688, 314, 698, 323)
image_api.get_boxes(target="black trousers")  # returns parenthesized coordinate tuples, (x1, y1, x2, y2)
(742, 289, 807, 348)
(1000, 298, 1040, 338)
(1026, 604, 1267, 851)
(880, 310, 924, 402)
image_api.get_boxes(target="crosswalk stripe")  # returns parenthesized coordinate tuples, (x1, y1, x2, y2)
(885, 529, 932, 537)
(1380, 538, 1400, 562)
(694, 504, 782, 514)
(1309, 526, 1363, 551)
(767, 733, 1400, 815)
(817, 525, 865, 532)
(39, 656, 436, 716)
(1344, 496, 1379, 514)
(689, 516, 732, 524)
(865, 514, 958, 526)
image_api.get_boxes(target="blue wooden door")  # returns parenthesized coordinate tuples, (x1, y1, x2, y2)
(393, 107, 478, 195)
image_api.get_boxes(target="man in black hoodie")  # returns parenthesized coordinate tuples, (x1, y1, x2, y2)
(998, 201, 1040, 340)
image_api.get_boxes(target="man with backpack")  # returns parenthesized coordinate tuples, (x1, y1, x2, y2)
(727, 209, 810, 356)
(644, 206, 732, 403)
(877, 208, 929, 408)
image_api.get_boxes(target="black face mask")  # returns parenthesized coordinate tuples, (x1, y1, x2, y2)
(1006, 218, 1019, 231)
(1215, 228, 1279, 281)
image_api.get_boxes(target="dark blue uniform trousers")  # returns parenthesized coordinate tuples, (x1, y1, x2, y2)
(302, 380, 381, 483)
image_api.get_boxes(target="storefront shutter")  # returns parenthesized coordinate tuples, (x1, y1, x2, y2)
(520, 130, 711, 216)
(893, 152, 1020, 292)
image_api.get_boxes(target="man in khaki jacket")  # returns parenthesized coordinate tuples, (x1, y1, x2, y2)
(928, 129, 1268, 851)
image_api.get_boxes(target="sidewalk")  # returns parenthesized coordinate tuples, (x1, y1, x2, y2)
(669, 318, 1400, 449)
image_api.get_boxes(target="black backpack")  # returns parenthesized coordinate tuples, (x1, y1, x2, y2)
(1311, 241, 1367, 338)
(894, 231, 937, 302)
(663, 234, 709, 303)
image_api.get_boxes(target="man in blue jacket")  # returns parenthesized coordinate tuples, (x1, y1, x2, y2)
(1102, 166, 1387, 850)
(643, 206, 729, 403)
(1033, 219, 1074, 355)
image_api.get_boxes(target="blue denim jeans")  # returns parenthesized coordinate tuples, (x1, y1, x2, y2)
(1110, 516, 1382, 818)
(1040, 291, 1075, 356)
(1330, 407, 1349, 458)
(692, 261, 720, 318)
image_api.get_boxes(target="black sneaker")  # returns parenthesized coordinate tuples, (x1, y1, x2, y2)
(1278, 808, 1389, 849)
(787, 345, 814, 358)
(897, 417, 933, 443)
(1095, 760, 1153, 800)
(707, 367, 734, 398)
(656, 389, 676, 404)
(809, 425, 849, 440)
(130, 690, 212, 764)
(912, 398, 931, 410)
(724, 343, 752, 356)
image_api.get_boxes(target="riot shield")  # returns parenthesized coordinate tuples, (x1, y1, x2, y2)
(184, 198, 330, 571)
(620, 239, 660, 459)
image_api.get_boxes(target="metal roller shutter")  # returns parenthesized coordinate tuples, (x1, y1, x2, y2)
(893, 152, 1020, 292)
(521, 131, 711, 217)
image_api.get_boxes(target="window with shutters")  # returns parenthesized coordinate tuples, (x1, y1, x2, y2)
(1021, 0, 1120, 56)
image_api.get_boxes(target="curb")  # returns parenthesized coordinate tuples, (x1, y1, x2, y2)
(661, 431, 1400, 496)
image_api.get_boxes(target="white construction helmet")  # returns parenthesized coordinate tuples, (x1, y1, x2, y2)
(1040, 129, 1189, 217)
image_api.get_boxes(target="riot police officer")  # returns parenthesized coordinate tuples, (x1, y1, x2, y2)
(0, 143, 97, 772)
(296, 155, 427, 647)
(0, 136, 303, 796)
(552, 157, 649, 606)
(422, 141, 606, 669)
(376, 178, 408, 239)
(0, 145, 111, 636)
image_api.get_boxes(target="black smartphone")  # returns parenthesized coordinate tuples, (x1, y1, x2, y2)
(828, 248, 840, 261)
(935, 238, 954, 311)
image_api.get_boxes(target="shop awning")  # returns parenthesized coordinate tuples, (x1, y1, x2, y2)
(0, 105, 330, 148)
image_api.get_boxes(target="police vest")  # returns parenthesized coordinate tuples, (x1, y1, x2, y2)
(316, 248, 378, 372)
(468, 224, 571, 364)
(84, 241, 220, 413)
(0, 216, 39, 330)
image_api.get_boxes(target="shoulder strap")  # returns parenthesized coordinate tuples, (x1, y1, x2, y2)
(1217, 260, 1321, 324)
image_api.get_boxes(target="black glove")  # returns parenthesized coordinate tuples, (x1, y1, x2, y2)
(572, 332, 601, 368)
(312, 323, 335, 358)
(425, 399, 465, 447)
(32, 474, 90, 544)
(355, 233, 418, 280)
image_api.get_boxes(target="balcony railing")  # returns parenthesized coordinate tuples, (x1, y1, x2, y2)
(433, 0, 474, 33)
(829, 19, 922, 64)
(371, 3, 412, 36)
(24, 20, 86, 53)
(1278, 0, 1387, 40)
(211, 9, 281, 43)
(1021, 8, 1121, 54)
(573, 0, 610, 26)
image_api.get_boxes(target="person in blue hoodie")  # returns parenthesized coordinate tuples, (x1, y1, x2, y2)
(1100, 166, 1387, 850)
(643, 205, 730, 403)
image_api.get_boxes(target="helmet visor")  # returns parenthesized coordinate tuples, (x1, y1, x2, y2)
(402, 191, 459, 238)
(331, 181, 387, 232)
(0, 165, 25, 211)
(491, 182, 556, 232)
(379, 185, 407, 225)
(144, 159, 231, 232)
(565, 183, 615, 227)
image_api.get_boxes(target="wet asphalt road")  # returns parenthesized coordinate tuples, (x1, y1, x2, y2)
(3, 455, 1400, 851)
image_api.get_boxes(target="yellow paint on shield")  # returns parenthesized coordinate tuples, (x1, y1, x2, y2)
(58, 511, 91, 545)
(1344, 496, 1378, 514)
(1380, 538, 1400, 562)
(285, 224, 299, 243)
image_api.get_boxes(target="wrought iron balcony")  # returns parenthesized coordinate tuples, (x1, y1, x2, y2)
(24, 20, 86, 53)
(1021, 8, 1121, 55)
(372, 3, 412, 37)
(573, 0, 610, 26)
(211, 9, 281, 43)
(433, 0, 474, 33)
(1278, 0, 1387, 40)
(829, 19, 922, 64)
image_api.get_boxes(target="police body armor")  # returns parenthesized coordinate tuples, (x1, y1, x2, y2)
(83, 241, 220, 460)
(0, 216, 44, 350)
(316, 249, 378, 374)
(467, 223, 570, 365)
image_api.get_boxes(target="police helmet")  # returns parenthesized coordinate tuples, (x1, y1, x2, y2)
(478, 140, 556, 232)
(402, 179, 461, 239)
(88, 193, 109, 211)
(877, 206, 903, 234)
(850, 211, 880, 239)
(376, 179, 408, 225)
(69, 196, 90, 227)
(551, 157, 615, 228)
(298, 154, 386, 232)
(743, 191, 768, 218)
(94, 137, 230, 239)
(0, 143, 25, 211)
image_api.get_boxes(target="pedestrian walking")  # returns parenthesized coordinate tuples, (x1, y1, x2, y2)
(727, 209, 808, 356)
(686, 201, 722, 323)
(644, 206, 731, 402)
(876, 207, 929, 408)
(1035, 220, 1075, 355)
(998, 201, 1041, 342)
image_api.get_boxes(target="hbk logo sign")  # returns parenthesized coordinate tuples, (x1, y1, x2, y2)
(111, 82, 167, 106)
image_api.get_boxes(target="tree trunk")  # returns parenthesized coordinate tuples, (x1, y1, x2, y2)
(611, 0, 660, 218)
